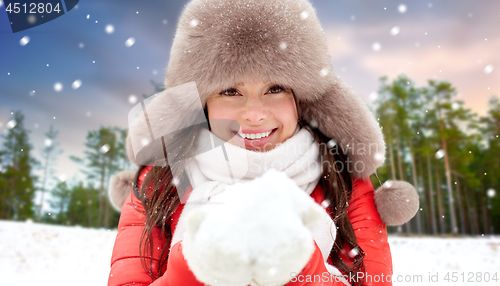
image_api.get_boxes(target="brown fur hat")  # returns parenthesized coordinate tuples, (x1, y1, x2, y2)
(116, 0, 418, 225)
(127, 0, 385, 178)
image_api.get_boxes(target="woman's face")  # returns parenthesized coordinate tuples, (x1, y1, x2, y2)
(206, 80, 298, 152)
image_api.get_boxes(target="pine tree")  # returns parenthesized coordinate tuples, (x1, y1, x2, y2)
(0, 111, 39, 220)
(65, 181, 100, 227)
(375, 75, 424, 233)
(70, 127, 125, 228)
(44, 180, 72, 224)
(479, 96, 500, 233)
(37, 125, 62, 222)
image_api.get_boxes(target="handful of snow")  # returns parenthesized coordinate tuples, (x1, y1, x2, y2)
(182, 169, 326, 286)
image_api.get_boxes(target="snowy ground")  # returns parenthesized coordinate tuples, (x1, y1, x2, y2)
(390, 236, 500, 285)
(1, 220, 499, 286)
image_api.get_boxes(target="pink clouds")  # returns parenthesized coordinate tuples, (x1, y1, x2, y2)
(322, 7, 499, 115)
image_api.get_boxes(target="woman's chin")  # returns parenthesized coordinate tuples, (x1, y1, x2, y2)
(244, 143, 276, 152)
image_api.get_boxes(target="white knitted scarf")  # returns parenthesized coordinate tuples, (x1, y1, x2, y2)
(171, 128, 343, 278)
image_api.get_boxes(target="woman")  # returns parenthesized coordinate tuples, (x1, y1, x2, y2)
(108, 0, 419, 285)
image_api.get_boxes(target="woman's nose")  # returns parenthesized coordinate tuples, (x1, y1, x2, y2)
(241, 95, 268, 123)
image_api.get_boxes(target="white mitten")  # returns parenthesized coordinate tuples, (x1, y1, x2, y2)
(182, 169, 325, 286)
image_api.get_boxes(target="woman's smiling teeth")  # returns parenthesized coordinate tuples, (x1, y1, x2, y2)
(237, 130, 273, 140)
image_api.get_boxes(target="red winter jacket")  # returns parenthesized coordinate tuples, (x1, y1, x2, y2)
(108, 166, 393, 286)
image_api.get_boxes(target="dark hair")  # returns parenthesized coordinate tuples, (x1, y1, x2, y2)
(302, 120, 365, 285)
(136, 122, 365, 285)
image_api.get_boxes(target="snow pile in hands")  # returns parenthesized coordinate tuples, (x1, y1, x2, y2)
(182, 169, 325, 286)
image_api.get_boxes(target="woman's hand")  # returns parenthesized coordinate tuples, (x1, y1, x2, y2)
(181, 169, 325, 286)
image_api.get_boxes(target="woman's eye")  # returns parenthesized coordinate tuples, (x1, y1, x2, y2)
(267, 85, 284, 94)
(220, 89, 240, 96)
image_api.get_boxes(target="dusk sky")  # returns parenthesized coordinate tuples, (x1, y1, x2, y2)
(1, 0, 499, 199)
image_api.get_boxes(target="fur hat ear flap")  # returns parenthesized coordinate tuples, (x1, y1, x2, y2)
(298, 77, 386, 179)
(374, 180, 419, 226)
(109, 170, 136, 212)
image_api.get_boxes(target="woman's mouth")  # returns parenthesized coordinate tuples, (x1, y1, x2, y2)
(229, 128, 278, 151)
(236, 129, 275, 140)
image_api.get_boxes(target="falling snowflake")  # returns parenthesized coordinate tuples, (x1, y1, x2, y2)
(189, 19, 199, 27)
(79, 43, 84, 49)
(267, 267, 277, 276)
(435, 149, 444, 159)
(372, 42, 381, 51)
(27, 15, 36, 24)
(309, 119, 318, 128)
(383, 181, 393, 189)
(105, 24, 115, 34)
(129, 95, 137, 104)
(100, 144, 110, 154)
(348, 247, 359, 257)
(300, 11, 309, 20)
(44, 138, 52, 147)
(125, 37, 136, 47)
(398, 4, 407, 14)
(374, 152, 385, 162)
(484, 65, 494, 74)
(452, 102, 459, 110)
(327, 139, 337, 149)
(320, 68, 329, 77)
(7, 120, 17, 129)
(72, 79, 82, 89)
(19, 36, 30, 46)
(321, 199, 331, 208)
(58, 174, 67, 182)
(487, 189, 496, 198)
(390, 26, 401, 36)
(54, 82, 63, 92)
(279, 42, 287, 50)
(369, 92, 379, 101)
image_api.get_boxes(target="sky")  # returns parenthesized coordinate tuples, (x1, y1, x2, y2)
(0, 0, 499, 204)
